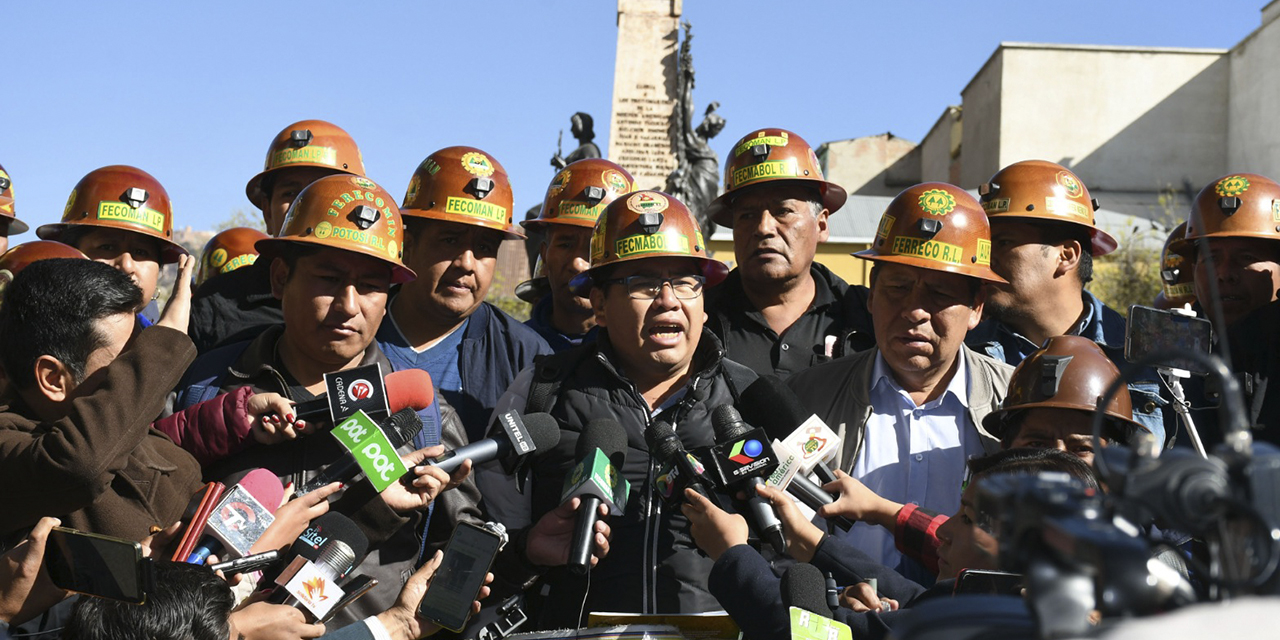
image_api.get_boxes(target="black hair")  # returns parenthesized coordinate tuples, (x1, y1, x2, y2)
(0, 259, 142, 390)
(272, 242, 324, 283)
(968, 447, 1099, 492)
(1037, 221, 1094, 285)
(63, 561, 233, 640)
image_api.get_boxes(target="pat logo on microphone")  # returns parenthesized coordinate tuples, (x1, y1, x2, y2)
(331, 410, 410, 493)
(728, 438, 764, 465)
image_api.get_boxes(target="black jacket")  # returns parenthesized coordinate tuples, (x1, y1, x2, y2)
(188, 260, 283, 354)
(490, 329, 757, 627)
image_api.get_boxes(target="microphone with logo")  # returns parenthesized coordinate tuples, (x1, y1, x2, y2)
(297, 407, 424, 495)
(710, 405, 785, 554)
(738, 375, 843, 485)
(423, 411, 562, 474)
(293, 365, 435, 427)
(781, 563, 852, 640)
(187, 468, 285, 564)
(268, 512, 370, 622)
(647, 420, 723, 509)
(563, 419, 630, 574)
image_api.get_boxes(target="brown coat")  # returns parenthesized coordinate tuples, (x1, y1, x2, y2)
(0, 326, 203, 542)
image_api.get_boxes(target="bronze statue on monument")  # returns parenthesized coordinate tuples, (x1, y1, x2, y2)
(666, 22, 726, 239)
(551, 112, 602, 169)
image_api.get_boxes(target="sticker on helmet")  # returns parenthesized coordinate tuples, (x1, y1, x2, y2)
(270, 146, 338, 169)
(591, 222, 607, 262)
(1273, 199, 1280, 222)
(1216, 175, 1251, 198)
(615, 231, 691, 259)
(97, 202, 166, 233)
(208, 248, 229, 269)
(420, 157, 441, 177)
(627, 192, 670, 214)
(875, 214, 896, 240)
(404, 175, 421, 205)
(315, 221, 334, 239)
(917, 189, 956, 216)
(444, 196, 508, 224)
(63, 190, 77, 218)
(314, 220, 387, 251)
(976, 239, 992, 266)
(731, 159, 799, 187)
(603, 170, 630, 193)
(352, 177, 378, 190)
(733, 131, 790, 157)
(890, 236, 964, 265)
(223, 253, 257, 273)
(1165, 282, 1195, 299)
(388, 239, 398, 260)
(1055, 171, 1084, 199)
(1045, 197, 1090, 220)
(557, 201, 604, 221)
(548, 170, 571, 196)
(981, 198, 1011, 214)
(461, 152, 496, 177)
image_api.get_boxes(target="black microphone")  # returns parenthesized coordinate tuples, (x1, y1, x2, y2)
(426, 411, 562, 474)
(562, 419, 628, 574)
(647, 419, 725, 509)
(740, 375, 842, 485)
(267, 512, 369, 609)
(780, 562, 832, 617)
(297, 408, 424, 495)
(785, 473, 853, 531)
(711, 404, 786, 555)
(294, 368, 435, 425)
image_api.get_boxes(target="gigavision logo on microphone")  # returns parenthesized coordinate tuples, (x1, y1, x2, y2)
(729, 439, 764, 465)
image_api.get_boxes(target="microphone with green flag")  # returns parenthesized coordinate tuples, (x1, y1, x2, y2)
(562, 418, 629, 574)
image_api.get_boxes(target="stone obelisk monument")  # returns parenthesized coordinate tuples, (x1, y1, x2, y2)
(608, 0, 682, 191)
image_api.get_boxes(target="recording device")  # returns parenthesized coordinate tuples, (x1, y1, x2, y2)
(711, 404, 785, 554)
(297, 407, 424, 495)
(648, 419, 724, 509)
(953, 569, 1023, 596)
(209, 550, 280, 575)
(1125, 305, 1213, 374)
(739, 375, 842, 485)
(188, 468, 284, 563)
(45, 527, 153, 604)
(263, 512, 368, 597)
(318, 575, 379, 625)
(171, 481, 225, 562)
(425, 411, 561, 474)
(562, 419, 629, 574)
(765, 439, 853, 532)
(270, 514, 370, 621)
(418, 522, 506, 632)
(292, 364, 427, 426)
(781, 562, 832, 616)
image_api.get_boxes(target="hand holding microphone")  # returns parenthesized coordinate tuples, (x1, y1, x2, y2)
(680, 487, 749, 562)
(710, 405, 786, 554)
(563, 419, 629, 574)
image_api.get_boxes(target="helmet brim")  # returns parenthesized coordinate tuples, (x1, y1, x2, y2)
(255, 237, 416, 285)
(852, 250, 1008, 284)
(36, 222, 188, 263)
(707, 179, 848, 228)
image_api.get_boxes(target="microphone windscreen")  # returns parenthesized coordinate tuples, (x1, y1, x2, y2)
(711, 404, 749, 440)
(382, 407, 424, 448)
(287, 512, 369, 567)
(237, 468, 286, 514)
(522, 412, 564, 451)
(386, 369, 434, 413)
(738, 375, 805, 441)
(781, 562, 830, 616)
(646, 421, 682, 461)
(578, 419, 628, 468)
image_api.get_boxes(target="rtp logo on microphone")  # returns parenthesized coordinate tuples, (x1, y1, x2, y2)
(728, 439, 764, 465)
(347, 379, 374, 402)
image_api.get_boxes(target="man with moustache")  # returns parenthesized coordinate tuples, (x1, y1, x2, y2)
(786, 183, 1013, 579)
(704, 128, 874, 378)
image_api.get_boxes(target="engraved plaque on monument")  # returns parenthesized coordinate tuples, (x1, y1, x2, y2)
(608, 0, 682, 191)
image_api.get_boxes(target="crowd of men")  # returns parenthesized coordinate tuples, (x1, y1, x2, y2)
(0, 118, 1276, 640)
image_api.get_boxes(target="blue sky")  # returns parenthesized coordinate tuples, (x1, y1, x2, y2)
(2, 0, 1264, 235)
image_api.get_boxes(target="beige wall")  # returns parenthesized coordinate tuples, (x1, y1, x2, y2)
(996, 45, 1228, 193)
(919, 106, 961, 184)
(1228, 7, 1280, 176)
(958, 51, 1003, 188)
(819, 134, 918, 197)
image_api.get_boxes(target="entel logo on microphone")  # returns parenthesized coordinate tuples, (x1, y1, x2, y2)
(729, 439, 764, 465)
(347, 379, 374, 402)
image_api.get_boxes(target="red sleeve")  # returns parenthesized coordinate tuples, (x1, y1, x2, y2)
(894, 503, 947, 575)
(152, 386, 257, 466)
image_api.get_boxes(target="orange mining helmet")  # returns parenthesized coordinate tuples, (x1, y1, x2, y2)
(245, 119, 366, 208)
(1155, 222, 1196, 310)
(856, 182, 1006, 283)
(706, 127, 847, 227)
(978, 160, 1117, 256)
(256, 174, 415, 284)
(37, 165, 187, 263)
(1173, 173, 1280, 255)
(400, 146, 523, 239)
(570, 190, 728, 295)
(0, 241, 88, 304)
(983, 335, 1146, 444)
(197, 227, 270, 285)
(525, 158, 635, 231)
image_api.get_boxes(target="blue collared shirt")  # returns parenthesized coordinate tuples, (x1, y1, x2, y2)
(840, 352, 986, 573)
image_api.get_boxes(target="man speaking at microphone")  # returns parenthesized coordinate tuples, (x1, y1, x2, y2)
(169, 175, 469, 625)
(785, 184, 1012, 581)
(477, 190, 759, 627)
